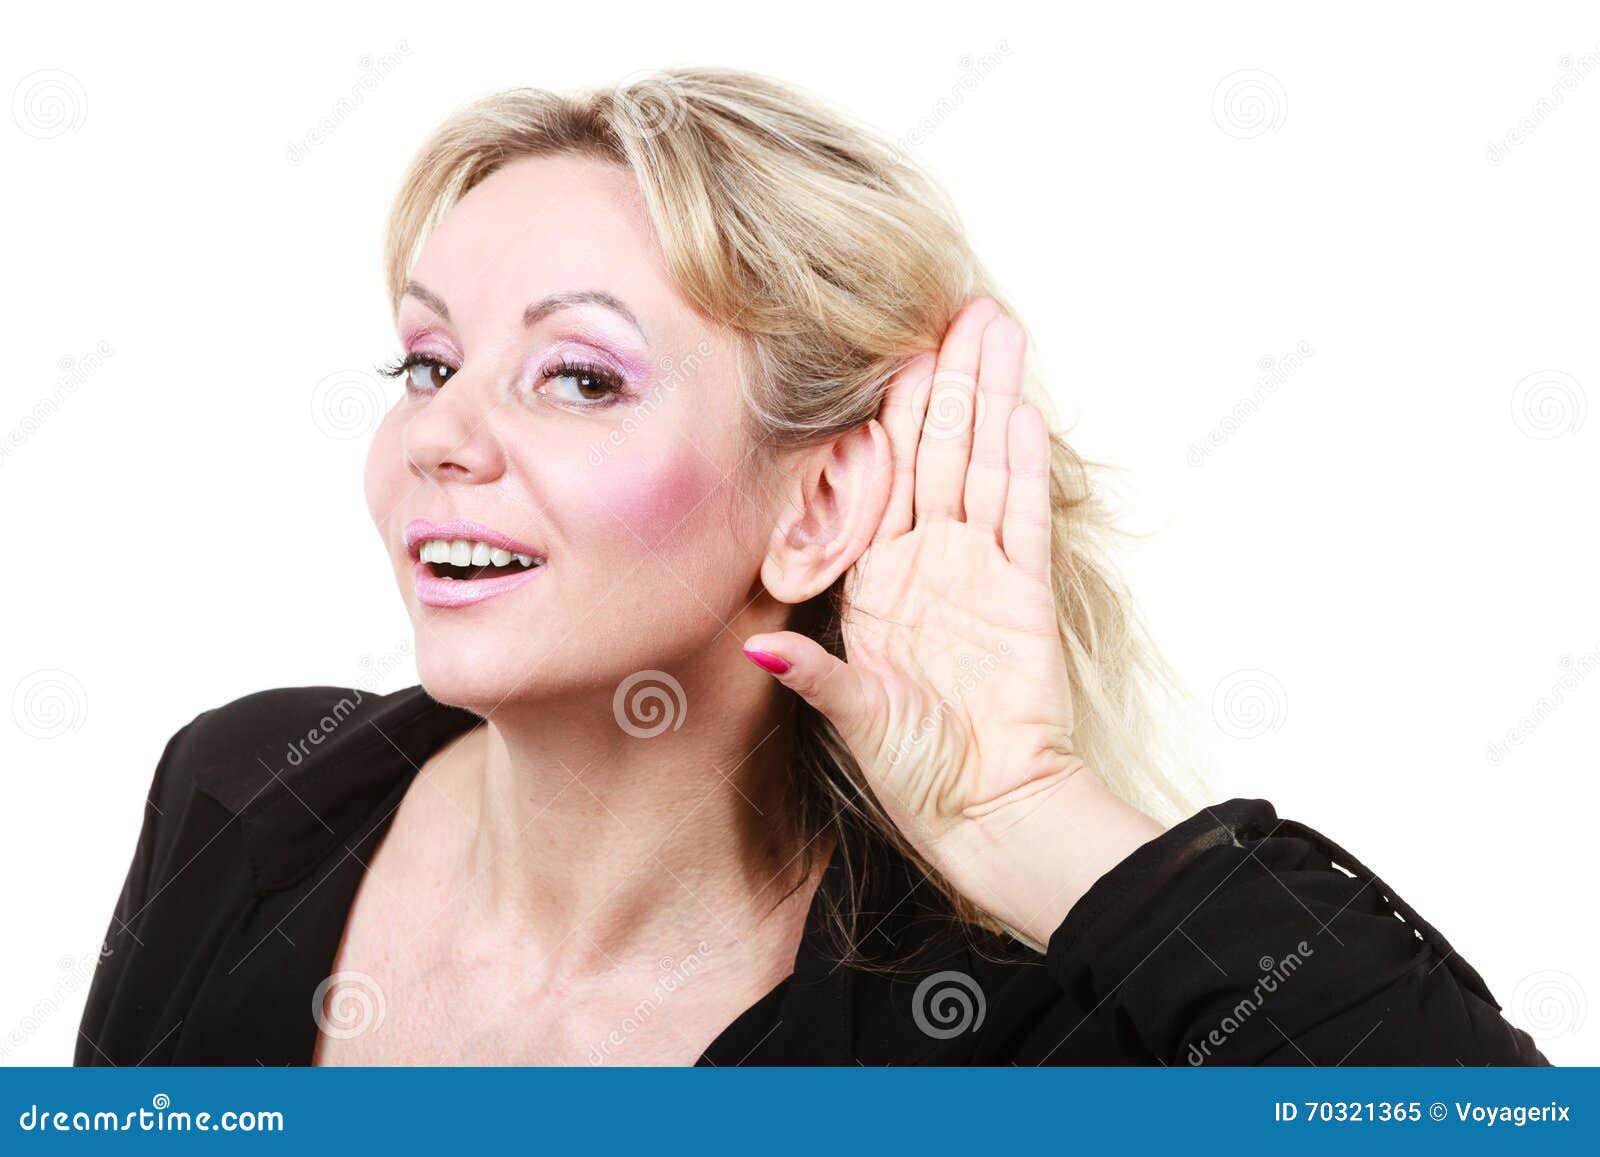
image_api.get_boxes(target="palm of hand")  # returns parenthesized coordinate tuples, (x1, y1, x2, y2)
(745, 298, 1082, 854)
(839, 518, 1074, 828)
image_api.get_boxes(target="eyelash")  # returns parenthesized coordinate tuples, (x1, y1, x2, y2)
(375, 352, 628, 408)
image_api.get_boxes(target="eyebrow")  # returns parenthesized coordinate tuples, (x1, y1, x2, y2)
(400, 280, 648, 342)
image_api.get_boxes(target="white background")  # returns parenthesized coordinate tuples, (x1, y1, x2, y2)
(2, 1, 1595, 1065)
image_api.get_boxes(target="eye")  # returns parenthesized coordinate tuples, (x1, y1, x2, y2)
(377, 353, 455, 394)
(539, 358, 626, 407)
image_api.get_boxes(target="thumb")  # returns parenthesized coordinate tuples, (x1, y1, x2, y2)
(742, 631, 871, 738)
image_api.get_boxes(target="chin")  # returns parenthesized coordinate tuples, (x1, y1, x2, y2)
(414, 646, 538, 713)
(412, 630, 612, 716)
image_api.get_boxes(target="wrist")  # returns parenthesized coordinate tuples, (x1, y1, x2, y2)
(927, 764, 1167, 948)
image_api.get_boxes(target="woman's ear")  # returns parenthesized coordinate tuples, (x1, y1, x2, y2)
(761, 419, 892, 604)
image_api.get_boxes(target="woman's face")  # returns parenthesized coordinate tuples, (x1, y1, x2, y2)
(364, 154, 766, 709)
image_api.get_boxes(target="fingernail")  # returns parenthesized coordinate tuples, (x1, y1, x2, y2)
(743, 649, 790, 675)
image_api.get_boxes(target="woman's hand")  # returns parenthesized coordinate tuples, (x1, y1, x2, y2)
(743, 298, 1165, 947)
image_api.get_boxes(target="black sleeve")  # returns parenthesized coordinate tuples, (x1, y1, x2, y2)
(74, 712, 209, 1065)
(1044, 797, 1550, 1065)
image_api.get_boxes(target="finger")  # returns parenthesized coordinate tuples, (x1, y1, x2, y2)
(1000, 403, 1053, 586)
(963, 315, 1026, 537)
(742, 632, 872, 744)
(915, 297, 1001, 523)
(875, 352, 935, 542)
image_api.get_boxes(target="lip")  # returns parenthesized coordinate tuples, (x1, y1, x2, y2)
(404, 518, 544, 559)
(404, 518, 547, 610)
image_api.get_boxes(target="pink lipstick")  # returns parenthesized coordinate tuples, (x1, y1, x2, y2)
(404, 518, 547, 609)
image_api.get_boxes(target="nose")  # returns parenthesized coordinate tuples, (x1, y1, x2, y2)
(401, 369, 507, 485)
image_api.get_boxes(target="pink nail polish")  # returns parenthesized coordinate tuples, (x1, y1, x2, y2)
(743, 649, 790, 675)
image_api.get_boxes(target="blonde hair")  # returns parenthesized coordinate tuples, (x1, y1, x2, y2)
(383, 67, 1213, 951)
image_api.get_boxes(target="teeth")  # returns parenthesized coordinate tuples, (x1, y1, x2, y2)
(418, 538, 542, 570)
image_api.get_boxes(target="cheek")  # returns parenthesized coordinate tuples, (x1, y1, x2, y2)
(561, 448, 723, 548)
(363, 419, 406, 529)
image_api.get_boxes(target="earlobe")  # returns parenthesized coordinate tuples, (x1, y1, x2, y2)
(760, 419, 892, 604)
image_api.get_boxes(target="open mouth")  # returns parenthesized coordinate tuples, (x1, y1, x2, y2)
(404, 519, 547, 609)
(417, 538, 545, 582)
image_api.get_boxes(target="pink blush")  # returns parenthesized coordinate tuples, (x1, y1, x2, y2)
(573, 450, 717, 542)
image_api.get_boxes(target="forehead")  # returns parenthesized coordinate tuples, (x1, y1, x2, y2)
(407, 154, 673, 326)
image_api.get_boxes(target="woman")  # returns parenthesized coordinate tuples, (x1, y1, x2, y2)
(76, 69, 1545, 1066)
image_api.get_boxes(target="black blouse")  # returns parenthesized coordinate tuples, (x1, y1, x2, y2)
(75, 684, 1547, 1066)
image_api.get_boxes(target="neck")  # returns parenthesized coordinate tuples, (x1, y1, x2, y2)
(428, 655, 826, 977)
